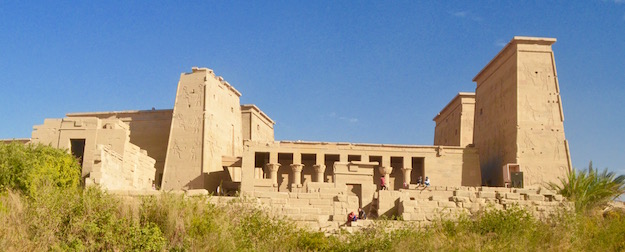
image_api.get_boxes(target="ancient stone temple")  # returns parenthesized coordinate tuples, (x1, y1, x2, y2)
(25, 37, 572, 225)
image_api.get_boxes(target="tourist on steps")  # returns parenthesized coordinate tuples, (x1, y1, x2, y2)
(348, 211, 357, 222)
(358, 208, 366, 220)
(424, 176, 430, 187)
(380, 176, 387, 190)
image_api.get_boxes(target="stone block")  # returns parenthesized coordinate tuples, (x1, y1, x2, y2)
(320, 188, 346, 195)
(478, 191, 497, 199)
(298, 193, 320, 199)
(554, 195, 563, 202)
(452, 196, 470, 203)
(319, 193, 335, 199)
(454, 190, 472, 197)
(317, 206, 333, 215)
(347, 196, 359, 205)
(289, 198, 310, 206)
(334, 195, 348, 202)
(540, 189, 557, 197)
(255, 191, 288, 198)
(425, 212, 439, 221)
(505, 193, 520, 200)
(330, 214, 347, 221)
(464, 202, 482, 214)
(271, 197, 288, 205)
(411, 213, 426, 221)
(300, 207, 319, 214)
(527, 194, 545, 201)
(479, 187, 499, 192)
(514, 188, 536, 195)
(419, 200, 439, 208)
(438, 201, 457, 208)
(283, 207, 300, 214)
(310, 198, 333, 206)
(429, 195, 448, 201)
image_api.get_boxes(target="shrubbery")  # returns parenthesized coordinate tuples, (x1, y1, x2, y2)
(1, 142, 624, 251)
(0, 142, 81, 197)
(549, 162, 625, 213)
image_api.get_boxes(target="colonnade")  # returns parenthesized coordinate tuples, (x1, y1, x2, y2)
(253, 151, 422, 190)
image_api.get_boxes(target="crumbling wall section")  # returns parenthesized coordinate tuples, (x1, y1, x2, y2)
(90, 144, 156, 190)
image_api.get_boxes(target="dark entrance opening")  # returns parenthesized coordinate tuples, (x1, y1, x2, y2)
(70, 139, 86, 167)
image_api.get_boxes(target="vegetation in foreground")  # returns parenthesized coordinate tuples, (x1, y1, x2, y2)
(1, 142, 624, 251)
(549, 161, 625, 213)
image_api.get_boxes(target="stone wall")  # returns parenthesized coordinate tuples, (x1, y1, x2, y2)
(162, 67, 244, 192)
(433, 92, 475, 147)
(395, 186, 567, 224)
(473, 37, 571, 187)
(106, 183, 569, 233)
(32, 117, 156, 190)
(241, 104, 275, 142)
(252, 182, 360, 231)
(67, 109, 173, 187)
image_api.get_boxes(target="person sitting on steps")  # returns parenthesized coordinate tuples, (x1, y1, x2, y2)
(380, 176, 387, 190)
(358, 208, 366, 220)
(348, 211, 357, 222)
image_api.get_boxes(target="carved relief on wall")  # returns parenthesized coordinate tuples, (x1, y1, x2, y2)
(520, 60, 553, 91)
(171, 139, 200, 162)
(174, 113, 201, 134)
(181, 85, 203, 108)
(521, 130, 536, 154)
(523, 165, 545, 186)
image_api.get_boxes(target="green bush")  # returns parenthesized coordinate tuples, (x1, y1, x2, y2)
(0, 142, 81, 197)
(470, 205, 535, 235)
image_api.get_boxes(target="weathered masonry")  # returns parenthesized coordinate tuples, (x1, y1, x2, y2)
(27, 36, 571, 219)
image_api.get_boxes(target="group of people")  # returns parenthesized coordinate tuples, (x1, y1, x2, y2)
(348, 208, 367, 222)
(380, 175, 430, 190)
(417, 176, 430, 187)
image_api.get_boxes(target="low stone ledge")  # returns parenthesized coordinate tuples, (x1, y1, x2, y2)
(478, 191, 497, 199)
(298, 193, 321, 199)
(310, 198, 333, 206)
(505, 193, 521, 200)
(301, 207, 320, 215)
(454, 190, 473, 197)
(186, 189, 209, 196)
(438, 201, 457, 208)
(526, 194, 545, 201)
(254, 191, 289, 198)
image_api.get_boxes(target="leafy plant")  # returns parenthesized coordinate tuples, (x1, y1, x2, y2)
(549, 161, 625, 213)
(0, 142, 81, 197)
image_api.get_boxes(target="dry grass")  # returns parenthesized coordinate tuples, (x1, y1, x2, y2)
(2, 186, 625, 251)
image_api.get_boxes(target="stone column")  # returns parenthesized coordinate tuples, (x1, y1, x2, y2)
(313, 164, 325, 182)
(290, 164, 304, 187)
(265, 163, 281, 186)
(402, 156, 412, 186)
(254, 167, 262, 179)
(401, 167, 412, 186)
(379, 166, 393, 190)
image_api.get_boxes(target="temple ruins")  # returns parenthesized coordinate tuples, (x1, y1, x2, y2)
(22, 36, 572, 228)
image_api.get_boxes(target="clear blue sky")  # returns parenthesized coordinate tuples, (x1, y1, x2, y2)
(1, 1, 624, 176)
